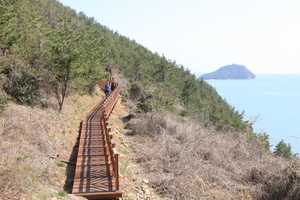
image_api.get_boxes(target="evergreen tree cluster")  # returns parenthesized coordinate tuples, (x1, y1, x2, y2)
(0, 0, 109, 110)
(273, 140, 297, 159)
(1, 0, 251, 133)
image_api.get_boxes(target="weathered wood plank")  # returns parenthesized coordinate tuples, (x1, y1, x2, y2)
(74, 165, 114, 178)
(77, 147, 110, 156)
(75, 155, 111, 167)
(73, 177, 115, 193)
(78, 140, 108, 148)
(80, 133, 105, 140)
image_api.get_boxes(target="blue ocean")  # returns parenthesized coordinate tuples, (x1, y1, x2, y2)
(206, 74, 300, 154)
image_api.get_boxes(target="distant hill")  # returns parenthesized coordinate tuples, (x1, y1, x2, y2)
(199, 64, 256, 80)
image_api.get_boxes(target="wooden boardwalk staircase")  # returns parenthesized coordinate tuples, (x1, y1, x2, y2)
(72, 70, 122, 199)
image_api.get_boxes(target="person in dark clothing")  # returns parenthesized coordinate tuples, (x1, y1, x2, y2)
(105, 67, 111, 72)
(111, 82, 116, 91)
(104, 84, 110, 96)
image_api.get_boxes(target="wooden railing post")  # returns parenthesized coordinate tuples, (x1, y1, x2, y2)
(115, 152, 120, 191)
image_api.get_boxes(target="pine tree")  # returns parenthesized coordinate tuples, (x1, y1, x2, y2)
(75, 26, 108, 94)
(44, 14, 81, 110)
(181, 77, 196, 107)
(273, 140, 293, 159)
(154, 55, 173, 82)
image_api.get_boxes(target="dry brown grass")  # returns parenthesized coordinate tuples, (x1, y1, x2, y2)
(122, 111, 300, 200)
(0, 103, 57, 199)
(0, 87, 105, 199)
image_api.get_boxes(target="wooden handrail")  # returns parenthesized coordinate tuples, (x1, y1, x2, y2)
(98, 69, 120, 192)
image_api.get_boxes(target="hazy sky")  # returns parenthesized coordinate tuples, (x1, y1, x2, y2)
(58, 0, 300, 74)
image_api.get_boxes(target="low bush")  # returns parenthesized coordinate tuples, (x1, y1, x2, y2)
(56, 161, 67, 168)
(0, 90, 8, 114)
(58, 190, 67, 197)
(273, 140, 294, 159)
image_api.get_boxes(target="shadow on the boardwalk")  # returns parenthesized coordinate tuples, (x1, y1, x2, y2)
(64, 122, 81, 194)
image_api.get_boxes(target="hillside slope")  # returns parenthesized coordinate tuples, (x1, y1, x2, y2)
(1, 82, 299, 200)
(117, 108, 300, 199)
(0, 85, 165, 199)
(0, 87, 107, 199)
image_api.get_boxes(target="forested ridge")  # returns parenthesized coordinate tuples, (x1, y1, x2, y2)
(1, 0, 300, 199)
(1, 0, 250, 133)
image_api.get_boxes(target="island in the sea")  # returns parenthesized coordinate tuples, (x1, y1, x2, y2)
(199, 64, 256, 80)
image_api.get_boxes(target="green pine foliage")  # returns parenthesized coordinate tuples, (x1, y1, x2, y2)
(0, 0, 108, 110)
(44, 14, 83, 110)
(273, 140, 293, 159)
(75, 27, 109, 94)
(0, 89, 8, 113)
(0, 0, 19, 52)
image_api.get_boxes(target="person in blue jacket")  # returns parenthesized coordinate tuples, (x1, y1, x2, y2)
(104, 83, 110, 96)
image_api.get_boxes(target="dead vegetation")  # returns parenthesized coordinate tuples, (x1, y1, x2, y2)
(122, 111, 300, 200)
(0, 103, 58, 199)
(0, 87, 105, 199)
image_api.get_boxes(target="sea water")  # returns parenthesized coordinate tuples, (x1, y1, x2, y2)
(206, 74, 300, 154)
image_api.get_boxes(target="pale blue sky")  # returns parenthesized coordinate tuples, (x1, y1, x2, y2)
(59, 0, 300, 74)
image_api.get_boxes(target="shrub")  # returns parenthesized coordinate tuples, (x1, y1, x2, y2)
(10, 72, 40, 106)
(0, 90, 8, 114)
(273, 140, 293, 159)
(2, 67, 40, 106)
(137, 94, 153, 113)
(58, 190, 67, 197)
(128, 82, 142, 101)
(56, 161, 67, 168)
